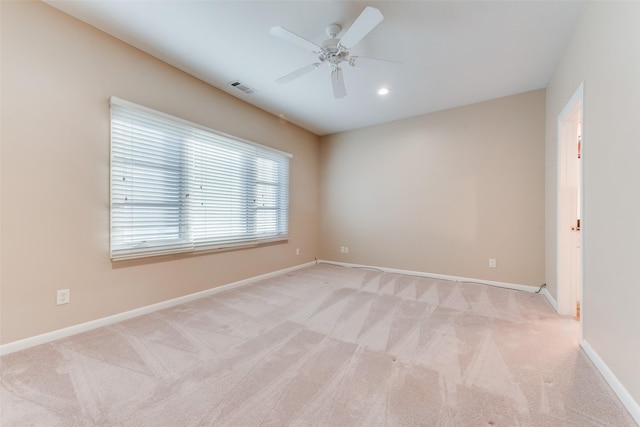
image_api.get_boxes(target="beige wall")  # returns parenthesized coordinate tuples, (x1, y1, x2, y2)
(320, 90, 545, 286)
(545, 2, 640, 407)
(0, 1, 320, 344)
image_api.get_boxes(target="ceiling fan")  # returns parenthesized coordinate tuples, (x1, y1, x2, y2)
(270, 6, 395, 99)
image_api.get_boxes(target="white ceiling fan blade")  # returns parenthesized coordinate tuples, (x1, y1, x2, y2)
(349, 56, 401, 66)
(276, 63, 321, 84)
(338, 7, 384, 50)
(331, 67, 346, 99)
(270, 26, 323, 54)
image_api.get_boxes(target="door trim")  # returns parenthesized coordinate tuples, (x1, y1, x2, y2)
(556, 82, 584, 336)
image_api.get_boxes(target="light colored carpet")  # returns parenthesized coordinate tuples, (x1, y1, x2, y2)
(1, 263, 636, 426)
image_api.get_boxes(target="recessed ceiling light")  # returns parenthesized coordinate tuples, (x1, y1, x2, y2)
(377, 88, 389, 96)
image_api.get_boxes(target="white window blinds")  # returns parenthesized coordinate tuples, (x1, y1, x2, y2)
(110, 97, 290, 261)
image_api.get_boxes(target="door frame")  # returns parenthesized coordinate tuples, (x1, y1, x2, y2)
(556, 83, 584, 334)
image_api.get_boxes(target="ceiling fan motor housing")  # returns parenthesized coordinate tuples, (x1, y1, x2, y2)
(320, 30, 348, 64)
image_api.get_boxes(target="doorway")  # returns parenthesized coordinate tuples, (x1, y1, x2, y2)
(557, 83, 583, 324)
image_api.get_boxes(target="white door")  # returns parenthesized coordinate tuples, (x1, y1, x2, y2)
(557, 84, 583, 320)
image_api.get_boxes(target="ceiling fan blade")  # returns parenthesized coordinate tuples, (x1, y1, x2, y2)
(276, 63, 321, 84)
(270, 26, 323, 54)
(331, 67, 347, 99)
(349, 56, 401, 66)
(338, 7, 384, 50)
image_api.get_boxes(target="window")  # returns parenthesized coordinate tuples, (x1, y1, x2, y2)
(110, 97, 290, 261)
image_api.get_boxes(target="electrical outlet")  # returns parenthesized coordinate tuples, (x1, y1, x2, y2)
(56, 289, 70, 305)
(295, 248, 300, 256)
(340, 246, 345, 253)
(489, 259, 497, 268)
(344, 246, 349, 253)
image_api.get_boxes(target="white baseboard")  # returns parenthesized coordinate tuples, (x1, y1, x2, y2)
(542, 288, 558, 311)
(0, 261, 316, 356)
(581, 339, 640, 425)
(317, 260, 540, 293)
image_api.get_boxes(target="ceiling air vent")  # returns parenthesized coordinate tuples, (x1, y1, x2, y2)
(228, 80, 256, 95)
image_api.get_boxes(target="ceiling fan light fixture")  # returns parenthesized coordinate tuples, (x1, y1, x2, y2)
(377, 87, 389, 96)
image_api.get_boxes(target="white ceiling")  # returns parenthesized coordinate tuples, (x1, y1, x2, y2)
(45, 1, 584, 136)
